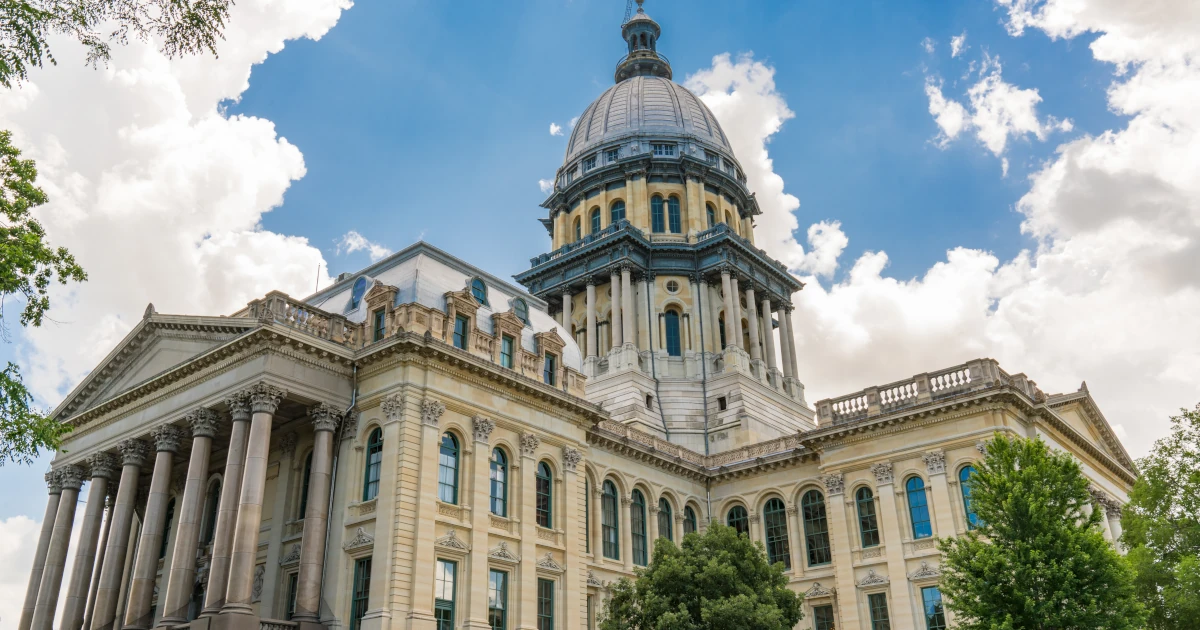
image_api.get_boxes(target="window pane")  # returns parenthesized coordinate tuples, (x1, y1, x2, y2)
(664, 311, 681, 356)
(763, 498, 791, 569)
(488, 570, 507, 630)
(667, 197, 681, 233)
(922, 587, 947, 630)
(454, 315, 469, 350)
(490, 449, 508, 517)
(350, 557, 372, 630)
(868, 593, 891, 630)
(472, 279, 488, 305)
(544, 353, 557, 385)
(727, 506, 749, 536)
(590, 209, 601, 234)
(631, 490, 648, 566)
(651, 196, 665, 232)
(537, 579, 555, 630)
(537, 462, 553, 528)
(501, 335, 514, 368)
(435, 560, 456, 630)
(684, 507, 697, 535)
(960, 466, 980, 529)
(438, 434, 459, 504)
(802, 491, 832, 566)
(610, 200, 625, 224)
(856, 487, 880, 547)
(602, 481, 620, 560)
(658, 498, 673, 542)
(813, 605, 836, 630)
(299, 453, 312, 517)
(373, 309, 386, 342)
(286, 573, 298, 620)
(907, 477, 933, 539)
(364, 428, 382, 501)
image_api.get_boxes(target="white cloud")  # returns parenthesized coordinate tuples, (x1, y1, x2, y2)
(538, 179, 555, 194)
(549, 122, 563, 136)
(951, 31, 968, 57)
(338, 230, 392, 262)
(921, 37, 936, 54)
(925, 78, 969, 145)
(0, 515, 40, 627)
(568, 116, 580, 128)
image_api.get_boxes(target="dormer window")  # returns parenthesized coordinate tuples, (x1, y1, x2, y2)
(605, 148, 619, 163)
(543, 353, 558, 386)
(705, 150, 719, 165)
(471, 278, 488, 306)
(513, 298, 529, 325)
(349, 276, 368, 311)
(372, 308, 386, 342)
(453, 315, 470, 350)
(651, 143, 676, 157)
(583, 155, 597, 171)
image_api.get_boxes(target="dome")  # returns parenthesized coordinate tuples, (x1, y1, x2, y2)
(563, 75, 733, 167)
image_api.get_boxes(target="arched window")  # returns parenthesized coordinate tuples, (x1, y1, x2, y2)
(801, 490, 832, 566)
(489, 448, 508, 517)
(684, 506, 698, 535)
(856, 487, 880, 547)
(350, 276, 367, 310)
(513, 298, 529, 325)
(727, 505, 749, 536)
(907, 476, 933, 539)
(438, 433, 460, 504)
(298, 452, 313, 517)
(363, 428, 383, 501)
(651, 195, 665, 233)
(536, 462, 553, 528)
(573, 217, 582, 241)
(725, 211, 733, 227)
(960, 465, 980, 529)
(159, 497, 176, 559)
(667, 196, 681, 233)
(631, 490, 648, 565)
(602, 481, 620, 560)
(718, 315, 727, 349)
(706, 203, 716, 228)
(610, 200, 626, 224)
(664, 310, 681, 356)
(658, 498, 673, 542)
(471, 278, 488, 306)
(202, 481, 220, 544)
(590, 207, 601, 234)
(763, 498, 791, 569)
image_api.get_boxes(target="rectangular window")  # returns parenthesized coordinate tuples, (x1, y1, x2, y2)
(705, 150, 719, 164)
(583, 155, 597, 171)
(651, 143, 676, 156)
(717, 396, 727, 411)
(587, 595, 595, 630)
(285, 573, 298, 620)
(921, 587, 947, 630)
(605, 148, 619, 163)
(868, 593, 891, 630)
(544, 352, 557, 386)
(435, 560, 457, 630)
(350, 557, 372, 630)
(488, 569, 507, 630)
(501, 335, 515, 368)
(584, 479, 591, 554)
(537, 578, 555, 630)
(812, 604, 835, 630)
(372, 308, 386, 342)
(453, 315, 470, 350)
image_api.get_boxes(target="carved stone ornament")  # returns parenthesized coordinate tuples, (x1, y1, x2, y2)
(488, 541, 521, 564)
(248, 383, 287, 415)
(421, 399, 446, 426)
(341, 411, 359, 440)
(87, 452, 120, 480)
(45, 471, 63, 494)
(152, 424, 185, 453)
(537, 552, 565, 573)
(520, 432, 541, 457)
(823, 473, 845, 496)
(280, 432, 299, 458)
(342, 526, 374, 551)
(381, 394, 404, 421)
(435, 529, 469, 551)
(975, 440, 988, 455)
(309, 402, 342, 433)
(472, 416, 496, 444)
(587, 570, 606, 588)
(1100, 497, 1122, 519)
(56, 464, 85, 491)
(857, 569, 889, 588)
(251, 565, 265, 602)
(186, 408, 221, 439)
(923, 451, 947, 475)
(870, 462, 894, 485)
(562, 447, 582, 472)
(804, 582, 834, 599)
(907, 560, 942, 581)
(226, 392, 251, 422)
(280, 543, 301, 567)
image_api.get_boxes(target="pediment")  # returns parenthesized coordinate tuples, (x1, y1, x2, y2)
(1046, 388, 1136, 471)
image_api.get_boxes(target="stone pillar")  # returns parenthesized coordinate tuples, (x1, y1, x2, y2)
(63, 454, 119, 630)
(517, 432, 540, 630)
(644, 272, 658, 352)
(730, 275, 743, 350)
(818, 475, 857, 629)
(784, 305, 799, 378)
(124, 425, 185, 629)
(19, 473, 63, 630)
(785, 504, 804, 579)
(720, 270, 735, 351)
(258, 431, 295, 620)
(561, 290, 573, 345)
(610, 271, 622, 348)
(158, 409, 220, 625)
(709, 282, 723, 352)
(761, 298, 777, 372)
(923, 452, 957, 540)
(585, 280, 597, 359)
(201, 395, 251, 616)
(562, 449, 582, 630)
(294, 403, 342, 622)
(30, 464, 85, 630)
(687, 276, 703, 353)
(621, 495, 634, 573)
(220, 383, 285, 618)
(362, 397, 404, 630)
(647, 505, 660, 558)
(870, 463, 917, 628)
(745, 285, 762, 362)
(1106, 501, 1124, 551)
(82, 490, 115, 630)
(621, 266, 635, 347)
(776, 307, 794, 380)
(409, 398, 447, 626)
(90, 439, 149, 630)
(589, 486, 602, 561)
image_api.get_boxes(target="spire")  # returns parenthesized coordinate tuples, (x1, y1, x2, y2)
(615, 0, 672, 83)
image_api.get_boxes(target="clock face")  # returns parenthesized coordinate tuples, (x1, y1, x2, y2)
(351, 276, 368, 308)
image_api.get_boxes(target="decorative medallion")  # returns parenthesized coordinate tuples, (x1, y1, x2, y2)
(870, 462, 894, 485)
(342, 526, 374, 551)
(421, 399, 446, 426)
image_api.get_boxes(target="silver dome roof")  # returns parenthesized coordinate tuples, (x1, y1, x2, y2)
(562, 75, 733, 167)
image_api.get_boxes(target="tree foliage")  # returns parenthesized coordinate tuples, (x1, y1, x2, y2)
(938, 432, 1145, 630)
(599, 523, 803, 630)
(1122, 404, 1200, 629)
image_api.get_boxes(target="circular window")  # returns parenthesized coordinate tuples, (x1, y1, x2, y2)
(665, 280, 680, 294)
(471, 278, 488, 306)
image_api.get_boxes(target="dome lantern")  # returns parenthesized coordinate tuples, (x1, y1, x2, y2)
(616, 0, 672, 83)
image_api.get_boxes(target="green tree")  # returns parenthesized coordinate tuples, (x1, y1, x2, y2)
(938, 432, 1145, 630)
(599, 523, 803, 630)
(1122, 404, 1200, 629)
(0, 0, 232, 464)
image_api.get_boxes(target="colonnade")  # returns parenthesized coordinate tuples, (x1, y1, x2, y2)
(19, 383, 346, 630)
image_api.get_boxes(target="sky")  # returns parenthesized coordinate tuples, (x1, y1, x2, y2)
(2, 0, 1200, 622)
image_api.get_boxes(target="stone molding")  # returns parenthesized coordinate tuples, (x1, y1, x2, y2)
(804, 582, 834, 599)
(87, 452, 120, 480)
(870, 462, 894, 486)
(488, 542, 520, 564)
(435, 529, 469, 551)
(119, 438, 150, 467)
(186, 407, 221, 438)
(152, 424, 186, 453)
(537, 553, 564, 573)
(923, 450, 946, 475)
(907, 560, 941, 582)
(421, 398, 446, 426)
(309, 402, 342, 433)
(472, 416, 496, 444)
(856, 569, 889, 588)
(247, 383, 287, 414)
(279, 543, 301, 567)
(562, 446, 582, 472)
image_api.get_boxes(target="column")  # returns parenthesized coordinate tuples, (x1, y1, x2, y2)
(776, 308, 794, 380)
(589, 486, 602, 561)
(517, 432, 541, 630)
(82, 490, 115, 630)
(63, 454, 119, 629)
(19, 473, 62, 630)
(730, 276, 743, 350)
(294, 404, 342, 622)
(90, 439, 149, 630)
(761, 298, 777, 372)
(585, 280, 597, 359)
(201, 395, 251, 616)
(410, 398, 447, 625)
(621, 266, 635, 347)
(709, 282, 723, 352)
(562, 451, 583, 630)
(687, 276, 703, 353)
(745, 285, 762, 362)
(636, 276, 650, 349)
(610, 270, 622, 348)
(872, 464, 917, 628)
(647, 505, 660, 558)
(158, 409, 220, 625)
(923, 452, 957, 541)
(258, 432, 295, 619)
(220, 383, 285, 617)
(561, 290, 573, 345)
(124, 425, 185, 629)
(363, 396, 405, 628)
(620, 494, 634, 573)
(720, 269, 735, 351)
(645, 273, 658, 351)
(30, 464, 85, 630)
(784, 305, 799, 378)
(785, 504, 804, 579)
(1106, 502, 1124, 551)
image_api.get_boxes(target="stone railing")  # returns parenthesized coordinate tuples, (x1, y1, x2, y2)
(529, 220, 635, 267)
(260, 620, 298, 630)
(815, 359, 1044, 426)
(707, 433, 805, 467)
(240, 291, 356, 346)
(596, 420, 706, 466)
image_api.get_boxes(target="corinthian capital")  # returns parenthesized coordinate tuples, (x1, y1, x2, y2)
(309, 402, 342, 433)
(225, 392, 251, 422)
(45, 471, 63, 494)
(186, 408, 221, 438)
(56, 464, 85, 491)
(118, 438, 150, 467)
(381, 394, 405, 421)
(87, 453, 120, 480)
(247, 383, 287, 414)
(152, 424, 186, 453)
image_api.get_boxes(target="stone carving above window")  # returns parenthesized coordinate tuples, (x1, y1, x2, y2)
(907, 560, 941, 581)
(587, 570, 606, 588)
(342, 526, 374, 551)
(804, 582, 834, 599)
(280, 543, 301, 567)
(435, 528, 469, 551)
(537, 552, 565, 573)
(488, 541, 520, 564)
(856, 569, 889, 588)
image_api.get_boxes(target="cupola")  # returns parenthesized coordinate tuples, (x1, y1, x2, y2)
(615, 0, 672, 83)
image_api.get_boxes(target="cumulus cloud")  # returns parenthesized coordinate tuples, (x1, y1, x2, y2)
(0, 515, 40, 625)
(951, 31, 968, 57)
(925, 78, 969, 145)
(549, 122, 563, 136)
(538, 179, 555, 194)
(568, 116, 580, 128)
(338, 230, 392, 262)
(921, 37, 936, 54)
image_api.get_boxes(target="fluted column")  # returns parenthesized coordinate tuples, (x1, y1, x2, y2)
(201, 395, 251, 616)
(30, 464, 85, 630)
(221, 383, 285, 617)
(745, 285, 762, 362)
(761, 298, 777, 372)
(124, 425, 185, 629)
(19, 473, 62, 630)
(621, 266, 635, 347)
(776, 307, 794, 380)
(158, 409, 220, 625)
(610, 270, 622, 348)
(63, 454, 119, 630)
(730, 275, 743, 350)
(294, 404, 342, 622)
(585, 280, 597, 359)
(784, 305, 799, 378)
(90, 440, 149, 630)
(720, 270, 736, 351)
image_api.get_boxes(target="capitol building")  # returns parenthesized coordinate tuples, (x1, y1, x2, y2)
(20, 4, 1135, 630)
